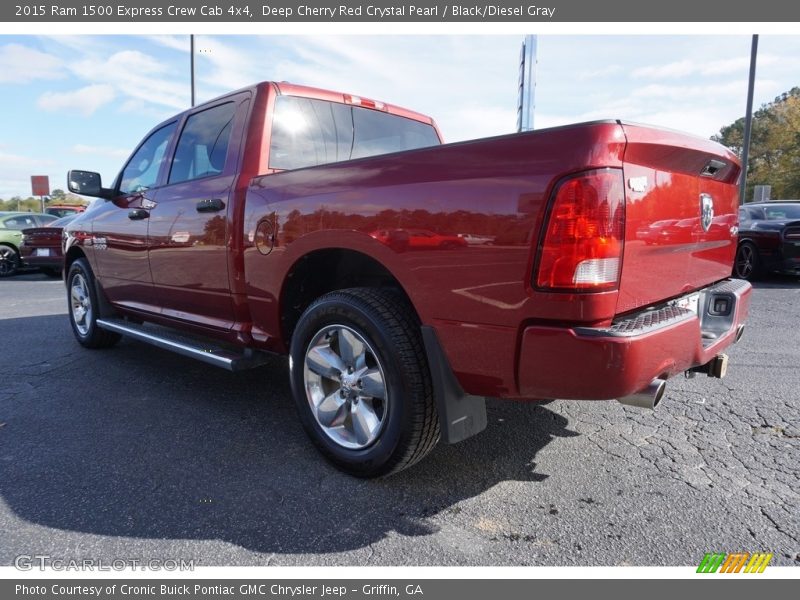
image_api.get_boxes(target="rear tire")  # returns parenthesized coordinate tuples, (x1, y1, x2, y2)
(733, 242, 762, 280)
(66, 258, 121, 349)
(0, 245, 20, 278)
(289, 287, 440, 477)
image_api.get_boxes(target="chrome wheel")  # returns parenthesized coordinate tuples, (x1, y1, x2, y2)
(70, 273, 93, 336)
(735, 244, 755, 278)
(303, 324, 388, 450)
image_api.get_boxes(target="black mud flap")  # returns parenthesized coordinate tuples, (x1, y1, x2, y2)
(421, 325, 487, 444)
(92, 278, 117, 318)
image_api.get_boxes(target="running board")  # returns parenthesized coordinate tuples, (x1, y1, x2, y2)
(96, 318, 270, 371)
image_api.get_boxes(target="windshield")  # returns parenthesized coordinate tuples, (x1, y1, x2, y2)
(764, 204, 800, 220)
(269, 95, 440, 171)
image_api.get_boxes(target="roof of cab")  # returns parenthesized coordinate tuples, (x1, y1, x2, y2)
(194, 81, 436, 127)
(270, 81, 436, 126)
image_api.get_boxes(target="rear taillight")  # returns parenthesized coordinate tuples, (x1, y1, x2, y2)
(535, 168, 625, 291)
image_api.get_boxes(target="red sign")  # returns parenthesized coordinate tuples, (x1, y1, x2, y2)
(31, 175, 50, 197)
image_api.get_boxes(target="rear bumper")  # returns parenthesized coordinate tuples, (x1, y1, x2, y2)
(517, 278, 751, 400)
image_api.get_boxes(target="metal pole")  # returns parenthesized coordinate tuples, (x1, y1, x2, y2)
(190, 34, 195, 107)
(516, 35, 538, 132)
(740, 34, 758, 205)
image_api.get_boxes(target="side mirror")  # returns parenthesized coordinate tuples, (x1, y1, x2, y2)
(68, 170, 112, 199)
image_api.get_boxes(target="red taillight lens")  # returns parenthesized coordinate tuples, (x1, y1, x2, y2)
(536, 169, 625, 291)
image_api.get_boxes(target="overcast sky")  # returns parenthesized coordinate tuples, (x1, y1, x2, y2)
(1, 34, 800, 198)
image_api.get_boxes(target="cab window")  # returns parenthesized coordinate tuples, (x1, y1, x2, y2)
(119, 122, 177, 195)
(269, 96, 440, 171)
(168, 102, 236, 185)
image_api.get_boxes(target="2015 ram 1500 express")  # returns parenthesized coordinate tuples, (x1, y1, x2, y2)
(65, 81, 751, 476)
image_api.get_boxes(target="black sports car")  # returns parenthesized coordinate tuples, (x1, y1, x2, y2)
(734, 201, 800, 280)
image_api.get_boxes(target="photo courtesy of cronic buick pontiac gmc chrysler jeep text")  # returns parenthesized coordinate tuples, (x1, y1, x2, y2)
(63, 81, 751, 477)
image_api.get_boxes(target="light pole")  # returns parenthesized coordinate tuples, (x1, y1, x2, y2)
(516, 35, 537, 132)
(740, 35, 759, 205)
(190, 34, 196, 107)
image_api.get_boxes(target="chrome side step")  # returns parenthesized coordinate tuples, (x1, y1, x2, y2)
(96, 318, 270, 371)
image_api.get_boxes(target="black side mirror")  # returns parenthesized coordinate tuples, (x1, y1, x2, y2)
(68, 170, 112, 199)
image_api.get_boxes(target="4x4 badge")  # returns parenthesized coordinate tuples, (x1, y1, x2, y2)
(700, 193, 714, 232)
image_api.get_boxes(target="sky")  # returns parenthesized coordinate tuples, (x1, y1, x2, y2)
(1, 34, 800, 198)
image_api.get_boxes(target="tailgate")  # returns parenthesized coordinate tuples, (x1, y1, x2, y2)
(617, 123, 741, 315)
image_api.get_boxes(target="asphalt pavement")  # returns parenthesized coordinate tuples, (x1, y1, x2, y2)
(0, 271, 798, 566)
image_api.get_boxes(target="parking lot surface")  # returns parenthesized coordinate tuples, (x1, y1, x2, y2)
(1, 272, 798, 566)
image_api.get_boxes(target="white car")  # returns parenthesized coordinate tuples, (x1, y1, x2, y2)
(458, 233, 495, 245)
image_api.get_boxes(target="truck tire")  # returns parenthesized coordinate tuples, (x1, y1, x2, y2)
(289, 287, 440, 477)
(66, 258, 121, 349)
(733, 242, 762, 280)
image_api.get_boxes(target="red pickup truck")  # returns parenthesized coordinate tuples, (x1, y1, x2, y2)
(65, 81, 751, 477)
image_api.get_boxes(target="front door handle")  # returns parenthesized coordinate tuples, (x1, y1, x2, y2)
(128, 208, 149, 220)
(196, 198, 225, 213)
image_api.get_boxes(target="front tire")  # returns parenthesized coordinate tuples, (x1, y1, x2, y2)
(0, 245, 20, 277)
(734, 242, 762, 280)
(67, 258, 121, 349)
(289, 288, 439, 477)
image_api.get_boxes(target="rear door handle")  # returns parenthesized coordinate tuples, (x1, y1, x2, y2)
(128, 208, 149, 220)
(196, 198, 225, 213)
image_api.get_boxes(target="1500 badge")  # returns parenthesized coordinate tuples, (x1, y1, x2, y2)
(89, 236, 107, 250)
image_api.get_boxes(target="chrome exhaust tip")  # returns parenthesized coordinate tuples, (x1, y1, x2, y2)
(616, 378, 666, 410)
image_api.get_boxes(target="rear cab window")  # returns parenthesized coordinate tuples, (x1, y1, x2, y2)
(269, 95, 440, 171)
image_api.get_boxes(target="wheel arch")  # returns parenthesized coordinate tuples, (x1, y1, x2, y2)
(64, 246, 87, 276)
(279, 247, 417, 344)
(0, 241, 20, 254)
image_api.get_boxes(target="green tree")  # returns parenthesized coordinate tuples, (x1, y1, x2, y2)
(0, 192, 87, 211)
(0, 196, 40, 212)
(713, 87, 800, 201)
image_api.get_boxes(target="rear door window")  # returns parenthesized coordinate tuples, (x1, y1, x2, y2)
(168, 102, 237, 184)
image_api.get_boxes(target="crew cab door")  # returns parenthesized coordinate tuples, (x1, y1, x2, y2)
(147, 95, 249, 329)
(90, 121, 177, 310)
